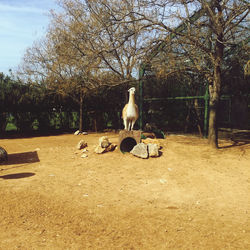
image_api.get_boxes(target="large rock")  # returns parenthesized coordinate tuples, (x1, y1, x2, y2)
(99, 136, 110, 148)
(76, 140, 87, 150)
(141, 138, 161, 149)
(148, 143, 159, 157)
(130, 143, 148, 159)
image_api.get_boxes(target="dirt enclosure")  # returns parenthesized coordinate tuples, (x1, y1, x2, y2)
(0, 132, 249, 249)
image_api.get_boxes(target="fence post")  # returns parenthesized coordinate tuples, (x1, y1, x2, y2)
(203, 84, 209, 137)
(139, 65, 145, 130)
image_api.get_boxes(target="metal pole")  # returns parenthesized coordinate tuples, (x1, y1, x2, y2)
(139, 65, 145, 130)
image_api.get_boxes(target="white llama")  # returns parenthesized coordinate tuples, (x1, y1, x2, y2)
(122, 87, 139, 131)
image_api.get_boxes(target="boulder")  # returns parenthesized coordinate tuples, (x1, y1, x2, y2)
(0, 147, 8, 163)
(76, 140, 87, 150)
(148, 143, 159, 157)
(130, 143, 148, 159)
(141, 138, 161, 149)
(99, 136, 110, 148)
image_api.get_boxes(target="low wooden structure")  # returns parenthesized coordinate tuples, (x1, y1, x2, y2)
(118, 130, 141, 153)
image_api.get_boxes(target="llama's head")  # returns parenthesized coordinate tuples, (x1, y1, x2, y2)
(128, 87, 136, 94)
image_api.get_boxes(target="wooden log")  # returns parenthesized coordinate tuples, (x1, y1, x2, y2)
(118, 130, 141, 153)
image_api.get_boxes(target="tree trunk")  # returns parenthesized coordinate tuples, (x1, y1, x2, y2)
(208, 96, 219, 148)
(208, 64, 222, 148)
(206, 0, 225, 148)
(79, 89, 84, 132)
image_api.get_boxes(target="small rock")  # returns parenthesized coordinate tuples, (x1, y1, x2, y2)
(74, 130, 80, 135)
(148, 143, 159, 157)
(81, 153, 88, 158)
(99, 136, 110, 148)
(82, 148, 88, 153)
(82, 132, 88, 135)
(76, 140, 87, 150)
(95, 145, 106, 154)
(160, 179, 167, 184)
(130, 143, 148, 159)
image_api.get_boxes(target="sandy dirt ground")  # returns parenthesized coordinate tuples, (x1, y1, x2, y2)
(0, 132, 249, 249)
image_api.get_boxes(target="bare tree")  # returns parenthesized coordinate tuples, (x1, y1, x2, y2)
(19, 0, 146, 131)
(18, 0, 248, 140)
(130, 0, 249, 148)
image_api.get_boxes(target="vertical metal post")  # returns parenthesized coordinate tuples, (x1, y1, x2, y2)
(139, 65, 145, 130)
(228, 96, 232, 126)
(203, 83, 209, 137)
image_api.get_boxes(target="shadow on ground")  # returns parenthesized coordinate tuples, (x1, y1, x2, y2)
(0, 130, 74, 139)
(2, 151, 40, 165)
(0, 172, 35, 179)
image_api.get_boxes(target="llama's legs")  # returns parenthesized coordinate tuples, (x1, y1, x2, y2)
(131, 120, 135, 131)
(128, 121, 132, 131)
(124, 119, 128, 130)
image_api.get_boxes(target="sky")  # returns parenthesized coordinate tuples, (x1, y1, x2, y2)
(0, 0, 58, 75)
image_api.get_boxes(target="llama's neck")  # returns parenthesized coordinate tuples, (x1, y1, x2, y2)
(128, 92, 135, 105)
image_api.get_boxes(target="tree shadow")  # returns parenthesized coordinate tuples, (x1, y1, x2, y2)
(0, 172, 35, 179)
(0, 130, 74, 139)
(1, 151, 40, 165)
